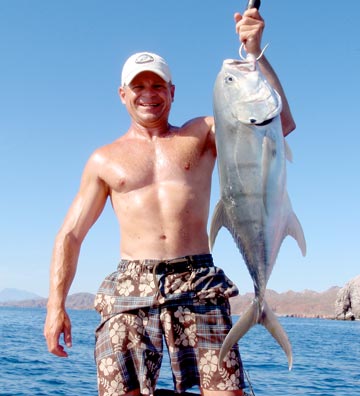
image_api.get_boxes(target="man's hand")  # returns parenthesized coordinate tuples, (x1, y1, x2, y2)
(234, 9, 265, 57)
(44, 307, 72, 357)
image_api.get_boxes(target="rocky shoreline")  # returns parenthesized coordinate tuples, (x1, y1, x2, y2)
(2, 276, 360, 320)
(0, 288, 340, 319)
(230, 287, 340, 319)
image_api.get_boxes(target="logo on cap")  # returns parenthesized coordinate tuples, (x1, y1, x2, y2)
(135, 54, 155, 64)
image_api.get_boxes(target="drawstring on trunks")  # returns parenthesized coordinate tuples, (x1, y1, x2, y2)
(118, 254, 213, 298)
(151, 255, 213, 297)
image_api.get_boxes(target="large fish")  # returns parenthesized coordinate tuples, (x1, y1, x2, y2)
(210, 55, 306, 370)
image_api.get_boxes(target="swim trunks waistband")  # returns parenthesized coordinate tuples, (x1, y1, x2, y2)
(118, 254, 214, 299)
(118, 254, 213, 275)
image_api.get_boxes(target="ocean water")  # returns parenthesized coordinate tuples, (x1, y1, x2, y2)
(0, 307, 359, 396)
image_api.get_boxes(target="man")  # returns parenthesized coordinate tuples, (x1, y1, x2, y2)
(44, 9, 295, 396)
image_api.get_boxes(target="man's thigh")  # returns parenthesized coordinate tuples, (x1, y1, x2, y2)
(161, 299, 245, 393)
(95, 308, 163, 396)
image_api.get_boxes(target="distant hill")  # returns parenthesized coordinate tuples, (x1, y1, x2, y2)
(0, 288, 341, 318)
(0, 288, 43, 302)
(0, 292, 95, 310)
(230, 287, 341, 318)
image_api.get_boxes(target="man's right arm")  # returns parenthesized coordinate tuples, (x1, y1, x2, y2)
(44, 151, 109, 357)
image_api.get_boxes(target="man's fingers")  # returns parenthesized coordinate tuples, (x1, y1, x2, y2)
(46, 333, 69, 357)
(44, 312, 72, 357)
(234, 12, 242, 34)
(63, 322, 72, 348)
(53, 344, 69, 358)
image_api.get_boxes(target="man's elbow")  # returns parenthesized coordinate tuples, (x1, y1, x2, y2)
(55, 229, 82, 252)
(283, 119, 296, 137)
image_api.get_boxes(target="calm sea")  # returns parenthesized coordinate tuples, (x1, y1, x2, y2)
(0, 307, 359, 396)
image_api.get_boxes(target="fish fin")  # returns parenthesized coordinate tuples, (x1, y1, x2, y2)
(209, 200, 226, 251)
(261, 133, 282, 215)
(284, 139, 293, 163)
(219, 300, 259, 365)
(261, 136, 271, 214)
(287, 209, 307, 256)
(260, 300, 293, 370)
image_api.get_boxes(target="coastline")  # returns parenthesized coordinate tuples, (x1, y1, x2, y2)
(0, 287, 343, 320)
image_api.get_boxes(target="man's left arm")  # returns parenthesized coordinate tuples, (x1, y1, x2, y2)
(257, 55, 296, 136)
(235, 9, 296, 136)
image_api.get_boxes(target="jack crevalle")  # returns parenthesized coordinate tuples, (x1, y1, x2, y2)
(210, 54, 306, 370)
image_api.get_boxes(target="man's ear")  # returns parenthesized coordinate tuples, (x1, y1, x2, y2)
(118, 86, 126, 104)
(171, 84, 175, 102)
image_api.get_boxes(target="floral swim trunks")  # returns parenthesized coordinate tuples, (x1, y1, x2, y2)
(94, 254, 245, 396)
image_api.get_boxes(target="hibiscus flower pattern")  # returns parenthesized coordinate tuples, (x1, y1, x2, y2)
(94, 257, 244, 394)
(199, 349, 243, 391)
(97, 357, 124, 396)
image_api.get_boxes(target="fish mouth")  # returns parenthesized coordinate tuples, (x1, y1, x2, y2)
(223, 58, 256, 72)
(250, 117, 274, 126)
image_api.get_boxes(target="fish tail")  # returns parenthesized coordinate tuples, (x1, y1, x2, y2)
(260, 300, 293, 370)
(219, 299, 293, 370)
(219, 300, 259, 364)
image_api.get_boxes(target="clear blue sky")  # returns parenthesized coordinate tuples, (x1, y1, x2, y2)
(1, 1, 359, 297)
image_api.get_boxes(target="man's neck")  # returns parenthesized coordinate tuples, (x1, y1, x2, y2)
(129, 121, 176, 140)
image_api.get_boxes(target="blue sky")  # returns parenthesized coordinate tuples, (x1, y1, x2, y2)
(1, 1, 359, 298)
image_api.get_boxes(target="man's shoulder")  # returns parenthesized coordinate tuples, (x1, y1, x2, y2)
(83, 135, 136, 186)
(178, 116, 216, 156)
(180, 116, 214, 137)
(181, 116, 214, 129)
(91, 134, 132, 158)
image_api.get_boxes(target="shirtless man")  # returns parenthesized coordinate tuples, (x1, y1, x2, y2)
(44, 9, 295, 396)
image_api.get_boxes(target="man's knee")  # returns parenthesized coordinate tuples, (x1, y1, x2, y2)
(201, 389, 244, 396)
(154, 391, 201, 396)
(122, 390, 141, 396)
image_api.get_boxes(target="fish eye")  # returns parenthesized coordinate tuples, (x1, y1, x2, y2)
(225, 75, 234, 84)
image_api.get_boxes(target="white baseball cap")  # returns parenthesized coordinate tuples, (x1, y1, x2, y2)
(121, 52, 172, 87)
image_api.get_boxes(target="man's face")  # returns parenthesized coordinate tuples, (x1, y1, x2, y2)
(119, 71, 175, 127)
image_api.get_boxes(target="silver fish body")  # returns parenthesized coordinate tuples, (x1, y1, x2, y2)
(210, 56, 306, 370)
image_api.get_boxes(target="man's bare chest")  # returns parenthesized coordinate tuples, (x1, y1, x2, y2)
(104, 136, 212, 193)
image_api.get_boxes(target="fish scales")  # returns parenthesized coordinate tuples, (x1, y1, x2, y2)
(210, 56, 306, 370)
